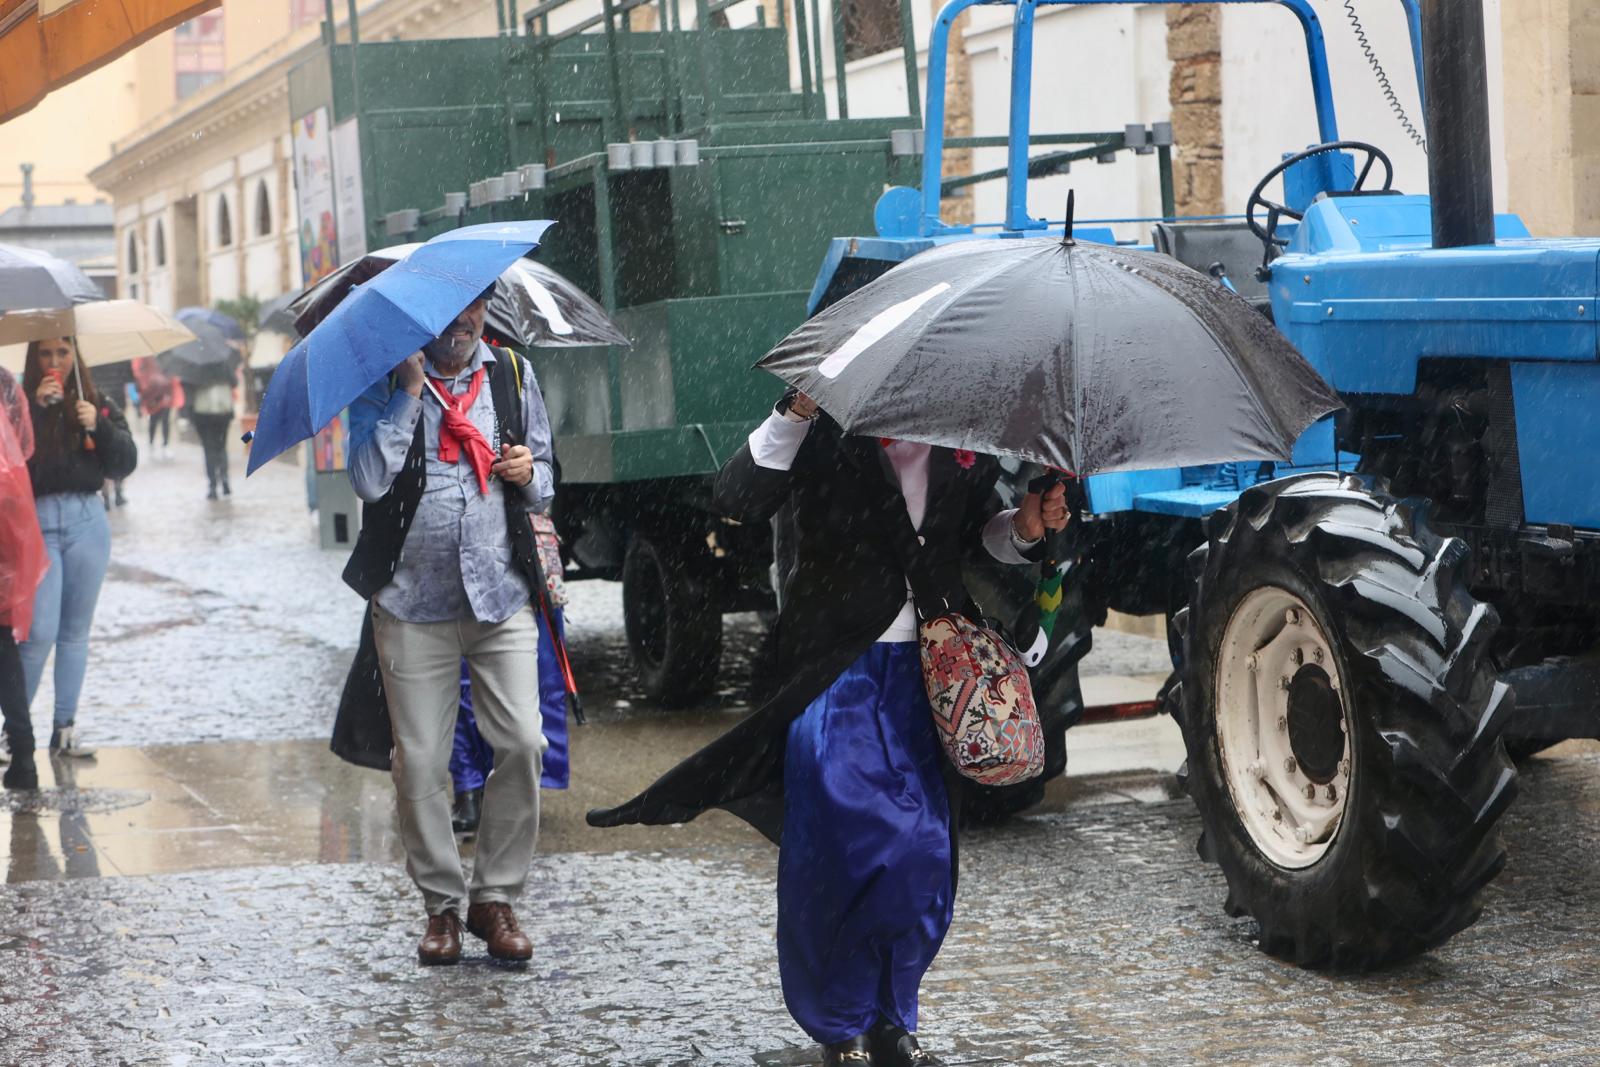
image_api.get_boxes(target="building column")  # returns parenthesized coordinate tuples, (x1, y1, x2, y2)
(934, 0, 973, 225)
(1165, 4, 1222, 216)
(1501, 0, 1600, 236)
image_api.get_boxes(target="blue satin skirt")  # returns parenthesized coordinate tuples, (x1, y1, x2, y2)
(451, 607, 570, 791)
(778, 641, 954, 1044)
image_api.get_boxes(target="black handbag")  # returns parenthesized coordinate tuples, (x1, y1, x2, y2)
(330, 609, 394, 771)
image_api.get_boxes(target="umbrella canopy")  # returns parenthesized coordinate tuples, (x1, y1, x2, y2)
(159, 320, 240, 387)
(0, 0, 217, 123)
(247, 220, 554, 474)
(289, 242, 629, 348)
(0, 243, 103, 311)
(0, 301, 196, 372)
(177, 306, 245, 341)
(258, 292, 300, 337)
(756, 236, 1342, 475)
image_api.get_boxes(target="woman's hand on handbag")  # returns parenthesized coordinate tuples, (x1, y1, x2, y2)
(1015, 482, 1069, 541)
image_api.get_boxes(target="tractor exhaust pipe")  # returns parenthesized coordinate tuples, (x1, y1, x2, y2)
(1422, 0, 1496, 249)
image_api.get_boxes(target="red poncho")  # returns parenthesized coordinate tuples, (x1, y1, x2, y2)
(0, 371, 46, 640)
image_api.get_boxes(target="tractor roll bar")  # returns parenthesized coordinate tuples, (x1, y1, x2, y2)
(919, 0, 1426, 236)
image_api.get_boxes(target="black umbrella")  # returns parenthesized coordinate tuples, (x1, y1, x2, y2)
(159, 320, 240, 387)
(756, 229, 1340, 475)
(288, 243, 630, 348)
(258, 292, 300, 337)
(0, 242, 102, 311)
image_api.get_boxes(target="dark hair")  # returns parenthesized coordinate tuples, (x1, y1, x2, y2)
(23, 337, 98, 456)
(477, 282, 497, 305)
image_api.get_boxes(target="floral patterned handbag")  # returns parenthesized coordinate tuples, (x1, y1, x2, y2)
(918, 612, 1046, 786)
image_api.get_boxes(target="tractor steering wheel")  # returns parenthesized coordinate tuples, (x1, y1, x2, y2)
(1246, 141, 1394, 256)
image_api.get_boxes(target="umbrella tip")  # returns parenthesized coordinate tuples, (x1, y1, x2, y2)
(1062, 190, 1076, 246)
(240, 430, 255, 445)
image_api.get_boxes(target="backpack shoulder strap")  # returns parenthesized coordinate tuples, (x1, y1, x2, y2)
(487, 349, 526, 446)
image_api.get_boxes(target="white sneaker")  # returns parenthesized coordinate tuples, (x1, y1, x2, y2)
(49, 727, 97, 759)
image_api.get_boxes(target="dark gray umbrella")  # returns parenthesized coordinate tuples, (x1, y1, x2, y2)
(288, 244, 630, 348)
(159, 320, 240, 387)
(756, 235, 1341, 474)
(0, 243, 102, 310)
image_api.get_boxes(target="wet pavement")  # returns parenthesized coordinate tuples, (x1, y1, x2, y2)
(5, 747, 1600, 1066)
(6, 431, 1600, 1064)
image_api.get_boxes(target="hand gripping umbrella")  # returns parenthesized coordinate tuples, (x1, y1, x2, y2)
(755, 216, 1341, 476)
(288, 242, 629, 348)
(246, 220, 554, 474)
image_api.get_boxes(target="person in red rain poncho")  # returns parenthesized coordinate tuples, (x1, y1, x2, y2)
(0, 365, 48, 790)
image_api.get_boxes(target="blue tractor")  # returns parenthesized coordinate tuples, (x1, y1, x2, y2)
(808, 0, 1584, 968)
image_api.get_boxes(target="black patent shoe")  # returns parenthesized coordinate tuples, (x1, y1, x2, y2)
(870, 1022, 944, 1066)
(451, 787, 483, 833)
(822, 1033, 874, 1066)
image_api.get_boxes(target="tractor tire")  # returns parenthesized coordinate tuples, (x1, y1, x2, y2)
(622, 535, 723, 708)
(961, 575, 1095, 825)
(1172, 473, 1517, 969)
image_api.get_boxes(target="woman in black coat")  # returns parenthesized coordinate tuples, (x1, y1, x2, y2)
(590, 391, 1067, 1067)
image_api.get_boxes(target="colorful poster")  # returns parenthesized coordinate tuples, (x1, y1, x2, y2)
(331, 118, 368, 266)
(291, 107, 338, 285)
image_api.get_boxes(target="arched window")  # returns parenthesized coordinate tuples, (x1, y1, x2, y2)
(216, 194, 233, 247)
(126, 231, 140, 274)
(154, 220, 167, 267)
(254, 179, 272, 237)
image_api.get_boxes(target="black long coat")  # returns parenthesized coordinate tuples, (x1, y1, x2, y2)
(586, 416, 1031, 843)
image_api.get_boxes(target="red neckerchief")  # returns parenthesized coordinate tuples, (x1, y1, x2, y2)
(434, 368, 495, 494)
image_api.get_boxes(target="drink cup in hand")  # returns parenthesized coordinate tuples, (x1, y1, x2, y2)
(39, 368, 65, 406)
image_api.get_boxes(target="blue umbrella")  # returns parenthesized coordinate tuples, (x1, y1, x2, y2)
(246, 220, 553, 475)
(177, 306, 245, 341)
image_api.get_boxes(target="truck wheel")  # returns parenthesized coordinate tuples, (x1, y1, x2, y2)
(622, 536, 722, 708)
(961, 581, 1094, 825)
(1172, 473, 1516, 968)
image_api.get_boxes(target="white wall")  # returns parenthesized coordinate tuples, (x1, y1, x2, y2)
(965, 4, 1170, 234)
(1220, 0, 1508, 215)
(819, 0, 1514, 238)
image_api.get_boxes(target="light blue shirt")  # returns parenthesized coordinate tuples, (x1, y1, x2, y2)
(347, 343, 555, 624)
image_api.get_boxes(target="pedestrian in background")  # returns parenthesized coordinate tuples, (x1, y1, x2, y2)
(0, 365, 46, 790)
(20, 337, 138, 759)
(452, 510, 573, 832)
(135, 359, 175, 460)
(590, 389, 1068, 1067)
(344, 290, 555, 965)
(189, 378, 234, 499)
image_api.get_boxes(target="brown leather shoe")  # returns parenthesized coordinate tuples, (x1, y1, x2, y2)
(466, 901, 533, 961)
(418, 909, 462, 965)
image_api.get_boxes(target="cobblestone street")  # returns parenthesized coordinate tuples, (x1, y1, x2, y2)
(4, 435, 1600, 1066)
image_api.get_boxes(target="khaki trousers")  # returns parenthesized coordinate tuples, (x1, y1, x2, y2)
(371, 602, 543, 915)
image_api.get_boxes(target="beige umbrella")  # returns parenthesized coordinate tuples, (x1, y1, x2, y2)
(0, 301, 197, 374)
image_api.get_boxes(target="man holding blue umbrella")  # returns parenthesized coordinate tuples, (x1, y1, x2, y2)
(248, 221, 557, 965)
(348, 285, 554, 966)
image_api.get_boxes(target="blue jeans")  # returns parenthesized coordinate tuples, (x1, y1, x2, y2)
(20, 493, 111, 729)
